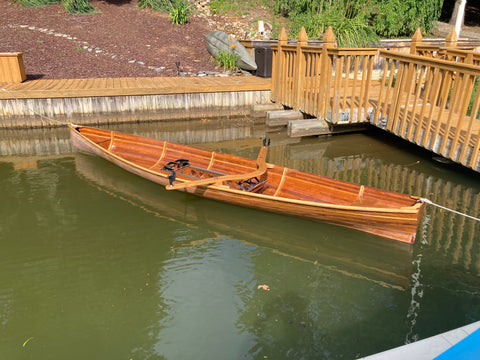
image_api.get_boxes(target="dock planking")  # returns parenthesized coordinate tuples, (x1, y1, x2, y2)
(0, 75, 271, 99)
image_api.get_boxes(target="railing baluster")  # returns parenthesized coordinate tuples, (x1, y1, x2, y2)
(460, 81, 480, 165)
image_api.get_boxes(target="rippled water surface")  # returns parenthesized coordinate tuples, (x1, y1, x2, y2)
(1, 119, 480, 359)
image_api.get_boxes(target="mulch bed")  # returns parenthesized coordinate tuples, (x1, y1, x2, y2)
(0, 0, 223, 79)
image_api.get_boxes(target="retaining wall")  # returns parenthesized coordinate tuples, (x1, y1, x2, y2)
(0, 90, 272, 129)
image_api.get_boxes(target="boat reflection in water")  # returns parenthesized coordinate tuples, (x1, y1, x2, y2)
(74, 153, 413, 291)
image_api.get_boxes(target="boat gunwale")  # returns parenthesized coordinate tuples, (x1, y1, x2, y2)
(70, 125, 423, 215)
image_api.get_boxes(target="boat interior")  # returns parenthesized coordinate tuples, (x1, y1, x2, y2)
(77, 126, 418, 209)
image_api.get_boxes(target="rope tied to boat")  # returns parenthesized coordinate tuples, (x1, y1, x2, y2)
(420, 198, 480, 222)
(1, 88, 76, 127)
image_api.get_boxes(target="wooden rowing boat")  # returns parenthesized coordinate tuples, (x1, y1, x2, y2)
(69, 125, 424, 243)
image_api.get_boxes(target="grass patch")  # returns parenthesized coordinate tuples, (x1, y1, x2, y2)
(169, 0, 191, 25)
(139, 0, 174, 12)
(13, 0, 58, 6)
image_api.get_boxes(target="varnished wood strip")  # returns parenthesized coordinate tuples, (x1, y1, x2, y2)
(273, 167, 288, 197)
(207, 152, 216, 170)
(107, 131, 114, 151)
(148, 141, 167, 169)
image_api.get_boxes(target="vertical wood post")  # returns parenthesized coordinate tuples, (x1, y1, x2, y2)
(293, 27, 308, 109)
(318, 27, 336, 119)
(273, 27, 288, 103)
(410, 28, 423, 55)
(0, 52, 27, 83)
(404, 29, 423, 103)
(445, 28, 458, 48)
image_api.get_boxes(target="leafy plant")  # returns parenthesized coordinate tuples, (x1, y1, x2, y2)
(288, 0, 379, 47)
(62, 0, 96, 13)
(169, 0, 191, 25)
(276, 0, 443, 41)
(214, 50, 238, 70)
(213, 37, 238, 70)
(370, 0, 442, 37)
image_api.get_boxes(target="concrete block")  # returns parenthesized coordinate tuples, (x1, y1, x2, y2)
(251, 103, 284, 117)
(266, 110, 303, 126)
(287, 118, 331, 137)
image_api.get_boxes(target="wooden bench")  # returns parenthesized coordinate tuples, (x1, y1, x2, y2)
(0, 52, 27, 83)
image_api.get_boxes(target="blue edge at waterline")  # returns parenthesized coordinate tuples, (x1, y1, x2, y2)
(434, 327, 480, 360)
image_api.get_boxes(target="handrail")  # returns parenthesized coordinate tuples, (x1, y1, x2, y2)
(166, 145, 269, 190)
(379, 50, 480, 75)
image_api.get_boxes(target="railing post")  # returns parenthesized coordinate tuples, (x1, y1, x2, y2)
(273, 28, 288, 104)
(293, 27, 308, 110)
(445, 28, 458, 48)
(410, 28, 423, 55)
(0, 52, 27, 83)
(404, 29, 423, 102)
(318, 26, 336, 119)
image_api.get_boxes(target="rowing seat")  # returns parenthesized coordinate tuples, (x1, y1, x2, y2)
(237, 176, 266, 193)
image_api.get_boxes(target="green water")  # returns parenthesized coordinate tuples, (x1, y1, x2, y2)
(1, 120, 480, 359)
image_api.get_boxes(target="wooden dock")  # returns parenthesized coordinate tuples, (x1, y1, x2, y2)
(0, 75, 271, 99)
(0, 75, 272, 128)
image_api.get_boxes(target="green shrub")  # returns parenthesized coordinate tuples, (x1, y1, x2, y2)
(277, 0, 443, 41)
(62, 0, 96, 13)
(273, 0, 309, 17)
(169, 0, 191, 25)
(370, 0, 442, 37)
(288, 0, 378, 47)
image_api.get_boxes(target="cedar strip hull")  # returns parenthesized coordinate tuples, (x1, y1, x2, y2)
(69, 125, 424, 243)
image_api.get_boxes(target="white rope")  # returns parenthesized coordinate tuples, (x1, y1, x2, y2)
(420, 198, 480, 222)
(1, 88, 75, 127)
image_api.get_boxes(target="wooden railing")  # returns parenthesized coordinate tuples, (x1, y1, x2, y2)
(375, 50, 480, 169)
(412, 29, 480, 66)
(271, 27, 480, 172)
(271, 28, 378, 124)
